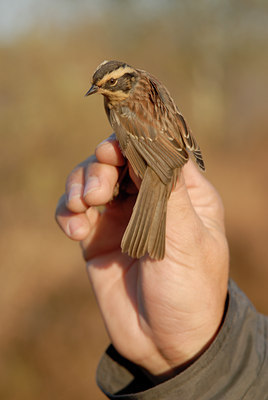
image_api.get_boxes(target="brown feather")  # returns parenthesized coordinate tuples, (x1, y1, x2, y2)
(121, 167, 169, 260)
(89, 61, 205, 259)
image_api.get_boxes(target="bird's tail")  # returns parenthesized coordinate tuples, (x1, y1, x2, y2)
(121, 167, 170, 260)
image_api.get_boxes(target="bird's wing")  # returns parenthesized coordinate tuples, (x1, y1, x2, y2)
(174, 112, 206, 171)
(148, 74, 205, 171)
(107, 81, 190, 185)
(109, 105, 188, 185)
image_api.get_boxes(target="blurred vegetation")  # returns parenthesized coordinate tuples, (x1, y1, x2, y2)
(0, 1, 268, 398)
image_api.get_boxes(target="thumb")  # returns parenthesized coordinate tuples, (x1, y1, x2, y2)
(168, 164, 197, 222)
(165, 162, 205, 255)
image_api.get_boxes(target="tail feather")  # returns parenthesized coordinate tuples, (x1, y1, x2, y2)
(121, 167, 169, 260)
(193, 148, 205, 171)
(149, 205, 166, 259)
(127, 188, 151, 257)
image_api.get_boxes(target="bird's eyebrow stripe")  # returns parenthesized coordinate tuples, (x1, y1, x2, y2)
(97, 66, 135, 86)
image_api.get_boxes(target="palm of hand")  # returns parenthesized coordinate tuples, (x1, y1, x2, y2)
(80, 158, 228, 375)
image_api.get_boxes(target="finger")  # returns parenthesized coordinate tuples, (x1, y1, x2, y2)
(95, 134, 125, 166)
(82, 194, 136, 261)
(182, 160, 225, 229)
(66, 136, 125, 213)
(96, 135, 142, 191)
(182, 159, 209, 191)
(83, 161, 119, 206)
(65, 156, 96, 213)
(55, 194, 99, 241)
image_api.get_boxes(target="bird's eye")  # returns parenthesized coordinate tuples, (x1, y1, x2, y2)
(109, 78, 117, 86)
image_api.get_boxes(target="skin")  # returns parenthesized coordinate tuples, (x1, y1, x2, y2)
(55, 134, 229, 379)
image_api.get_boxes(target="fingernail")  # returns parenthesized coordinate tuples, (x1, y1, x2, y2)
(67, 217, 86, 237)
(96, 134, 116, 149)
(96, 139, 110, 148)
(84, 176, 101, 196)
(68, 183, 83, 202)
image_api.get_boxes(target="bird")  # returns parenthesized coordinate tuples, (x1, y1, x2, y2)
(85, 60, 205, 260)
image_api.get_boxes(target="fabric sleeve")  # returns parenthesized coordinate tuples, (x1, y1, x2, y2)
(96, 280, 268, 399)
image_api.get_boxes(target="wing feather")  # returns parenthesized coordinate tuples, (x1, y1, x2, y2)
(106, 73, 205, 183)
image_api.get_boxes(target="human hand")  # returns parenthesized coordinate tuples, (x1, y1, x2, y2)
(55, 134, 229, 377)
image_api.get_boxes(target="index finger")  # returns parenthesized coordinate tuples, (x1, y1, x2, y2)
(65, 135, 126, 213)
(95, 133, 125, 166)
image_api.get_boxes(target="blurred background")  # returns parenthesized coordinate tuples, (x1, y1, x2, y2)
(0, 0, 267, 398)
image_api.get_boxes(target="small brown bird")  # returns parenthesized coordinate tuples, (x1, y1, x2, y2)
(85, 60, 205, 260)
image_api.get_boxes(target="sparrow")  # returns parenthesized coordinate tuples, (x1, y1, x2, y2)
(85, 60, 205, 260)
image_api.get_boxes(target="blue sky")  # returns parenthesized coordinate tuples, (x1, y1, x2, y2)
(0, 0, 267, 44)
(0, 0, 165, 41)
(0, 0, 105, 40)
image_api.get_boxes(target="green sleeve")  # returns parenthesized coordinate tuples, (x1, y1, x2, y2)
(96, 280, 268, 399)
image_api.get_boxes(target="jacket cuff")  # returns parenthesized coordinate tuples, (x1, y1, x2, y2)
(96, 280, 268, 399)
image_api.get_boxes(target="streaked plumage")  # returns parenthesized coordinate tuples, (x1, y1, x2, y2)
(86, 60, 205, 260)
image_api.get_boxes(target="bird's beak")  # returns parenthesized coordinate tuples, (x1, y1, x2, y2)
(85, 84, 98, 96)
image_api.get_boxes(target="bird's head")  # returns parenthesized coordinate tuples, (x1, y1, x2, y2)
(85, 60, 138, 102)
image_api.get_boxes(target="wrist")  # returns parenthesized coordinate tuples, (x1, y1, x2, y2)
(142, 294, 228, 384)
